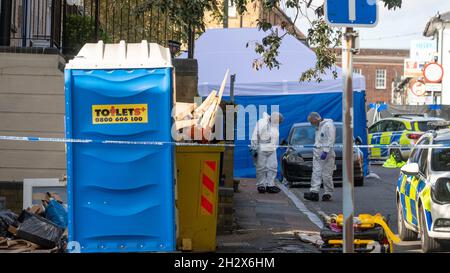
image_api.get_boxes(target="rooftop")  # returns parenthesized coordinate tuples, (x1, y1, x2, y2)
(424, 11, 450, 37)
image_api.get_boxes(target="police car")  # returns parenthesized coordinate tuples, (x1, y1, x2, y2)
(368, 115, 444, 161)
(396, 122, 450, 252)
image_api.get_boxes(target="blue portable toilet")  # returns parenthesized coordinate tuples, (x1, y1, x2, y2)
(64, 41, 175, 252)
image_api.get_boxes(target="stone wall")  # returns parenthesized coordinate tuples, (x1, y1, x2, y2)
(217, 187, 235, 234)
(173, 58, 199, 102)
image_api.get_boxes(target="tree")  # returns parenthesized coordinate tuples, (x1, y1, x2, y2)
(138, 0, 402, 82)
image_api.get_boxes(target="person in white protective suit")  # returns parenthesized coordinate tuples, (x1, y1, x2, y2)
(250, 112, 284, 194)
(304, 112, 336, 202)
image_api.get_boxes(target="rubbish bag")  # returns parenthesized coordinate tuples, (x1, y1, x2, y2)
(0, 210, 19, 237)
(16, 212, 64, 249)
(45, 199, 67, 228)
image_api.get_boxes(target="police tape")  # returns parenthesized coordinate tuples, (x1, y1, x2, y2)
(1, 135, 450, 149)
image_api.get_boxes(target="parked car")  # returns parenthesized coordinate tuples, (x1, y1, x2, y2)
(368, 115, 444, 162)
(396, 122, 450, 252)
(281, 122, 365, 188)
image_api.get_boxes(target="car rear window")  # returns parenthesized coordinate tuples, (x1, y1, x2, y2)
(432, 140, 450, 171)
(290, 125, 343, 145)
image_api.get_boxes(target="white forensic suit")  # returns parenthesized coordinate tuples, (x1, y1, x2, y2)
(311, 119, 336, 195)
(251, 113, 280, 188)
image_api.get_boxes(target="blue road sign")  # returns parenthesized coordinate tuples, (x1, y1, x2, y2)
(325, 0, 378, 27)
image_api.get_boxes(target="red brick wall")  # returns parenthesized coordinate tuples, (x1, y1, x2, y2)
(354, 63, 404, 104)
(336, 49, 409, 104)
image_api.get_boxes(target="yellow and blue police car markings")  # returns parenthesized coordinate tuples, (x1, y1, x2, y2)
(416, 179, 432, 230)
(380, 132, 392, 157)
(420, 186, 434, 231)
(417, 179, 426, 192)
(390, 132, 403, 146)
(370, 131, 405, 158)
(397, 174, 404, 190)
(370, 133, 381, 145)
(369, 133, 382, 158)
(398, 174, 420, 226)
(425, 210, 433, 231)
(404, 177, 433, 231)
(398, 174, 410, 224)
(408, 177, 419, 226)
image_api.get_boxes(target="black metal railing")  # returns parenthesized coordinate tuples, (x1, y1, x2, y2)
(62, 0, 186, 55)
(0, 0, 188, 56)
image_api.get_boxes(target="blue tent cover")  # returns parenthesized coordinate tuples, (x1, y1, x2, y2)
(188, 28, 369, 178)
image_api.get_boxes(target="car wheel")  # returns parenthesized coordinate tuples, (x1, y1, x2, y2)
(390, 148, 403, 162)
(354, 177, 364, 187)
(397, 199, 418, 241)
(419, 206, 441, 253)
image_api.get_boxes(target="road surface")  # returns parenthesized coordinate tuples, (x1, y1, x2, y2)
(289, 164, 400, 232)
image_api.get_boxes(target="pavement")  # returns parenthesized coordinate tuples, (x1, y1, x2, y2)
(217, 164, 446, 253)
(216, 179, 320, 253)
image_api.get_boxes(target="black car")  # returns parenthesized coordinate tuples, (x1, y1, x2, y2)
(281, 122, 365, 187)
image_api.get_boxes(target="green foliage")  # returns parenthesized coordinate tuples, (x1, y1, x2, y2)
(138, 1, 222, 36)
(382, 0, 402, 10)
(251, 0, 402, 82)
(300, 19, 342, 83)
(65, 14, 108, 55)
(136, 0, 402, 83)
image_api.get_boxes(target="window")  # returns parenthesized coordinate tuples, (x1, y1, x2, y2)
(290, 125, 343, 145)
(375, 69, 387, 89)
(23, 179, 66, 209)
(369, 121, 381, 134)
(378, 120, 392, 132)
(432, 140, 450, 171)
(353, 68, 362, 75)
(386, 121, 406, 132)
(384, 121, 398, 132)
(396, 121, 406, 131)
(419, 147, 428, 177)
(228, 2, 237, 17)
(410, 138, 429, 164)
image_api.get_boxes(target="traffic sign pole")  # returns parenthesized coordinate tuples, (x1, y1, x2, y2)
(325, 0, 378, 253)
(342, 27, 356, 253)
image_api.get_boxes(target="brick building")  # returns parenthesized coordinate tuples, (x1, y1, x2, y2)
(204, 0, 305, 40)
(335, 49, 409, 104)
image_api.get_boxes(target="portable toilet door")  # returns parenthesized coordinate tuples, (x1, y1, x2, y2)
(64, 40, 175, 253)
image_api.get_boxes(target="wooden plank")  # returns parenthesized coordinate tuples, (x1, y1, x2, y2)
(217, 69, 230, 102)
(175, 119, 199, 130)
(203, 69, 229, 129)
(194, 90, 217, 118)
(200, 98, 218, 128)
(207, 101, 221, 128)
(174, 102, 195, 121)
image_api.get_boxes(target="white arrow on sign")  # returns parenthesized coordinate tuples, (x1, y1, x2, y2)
(349, 0, 356, 21)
